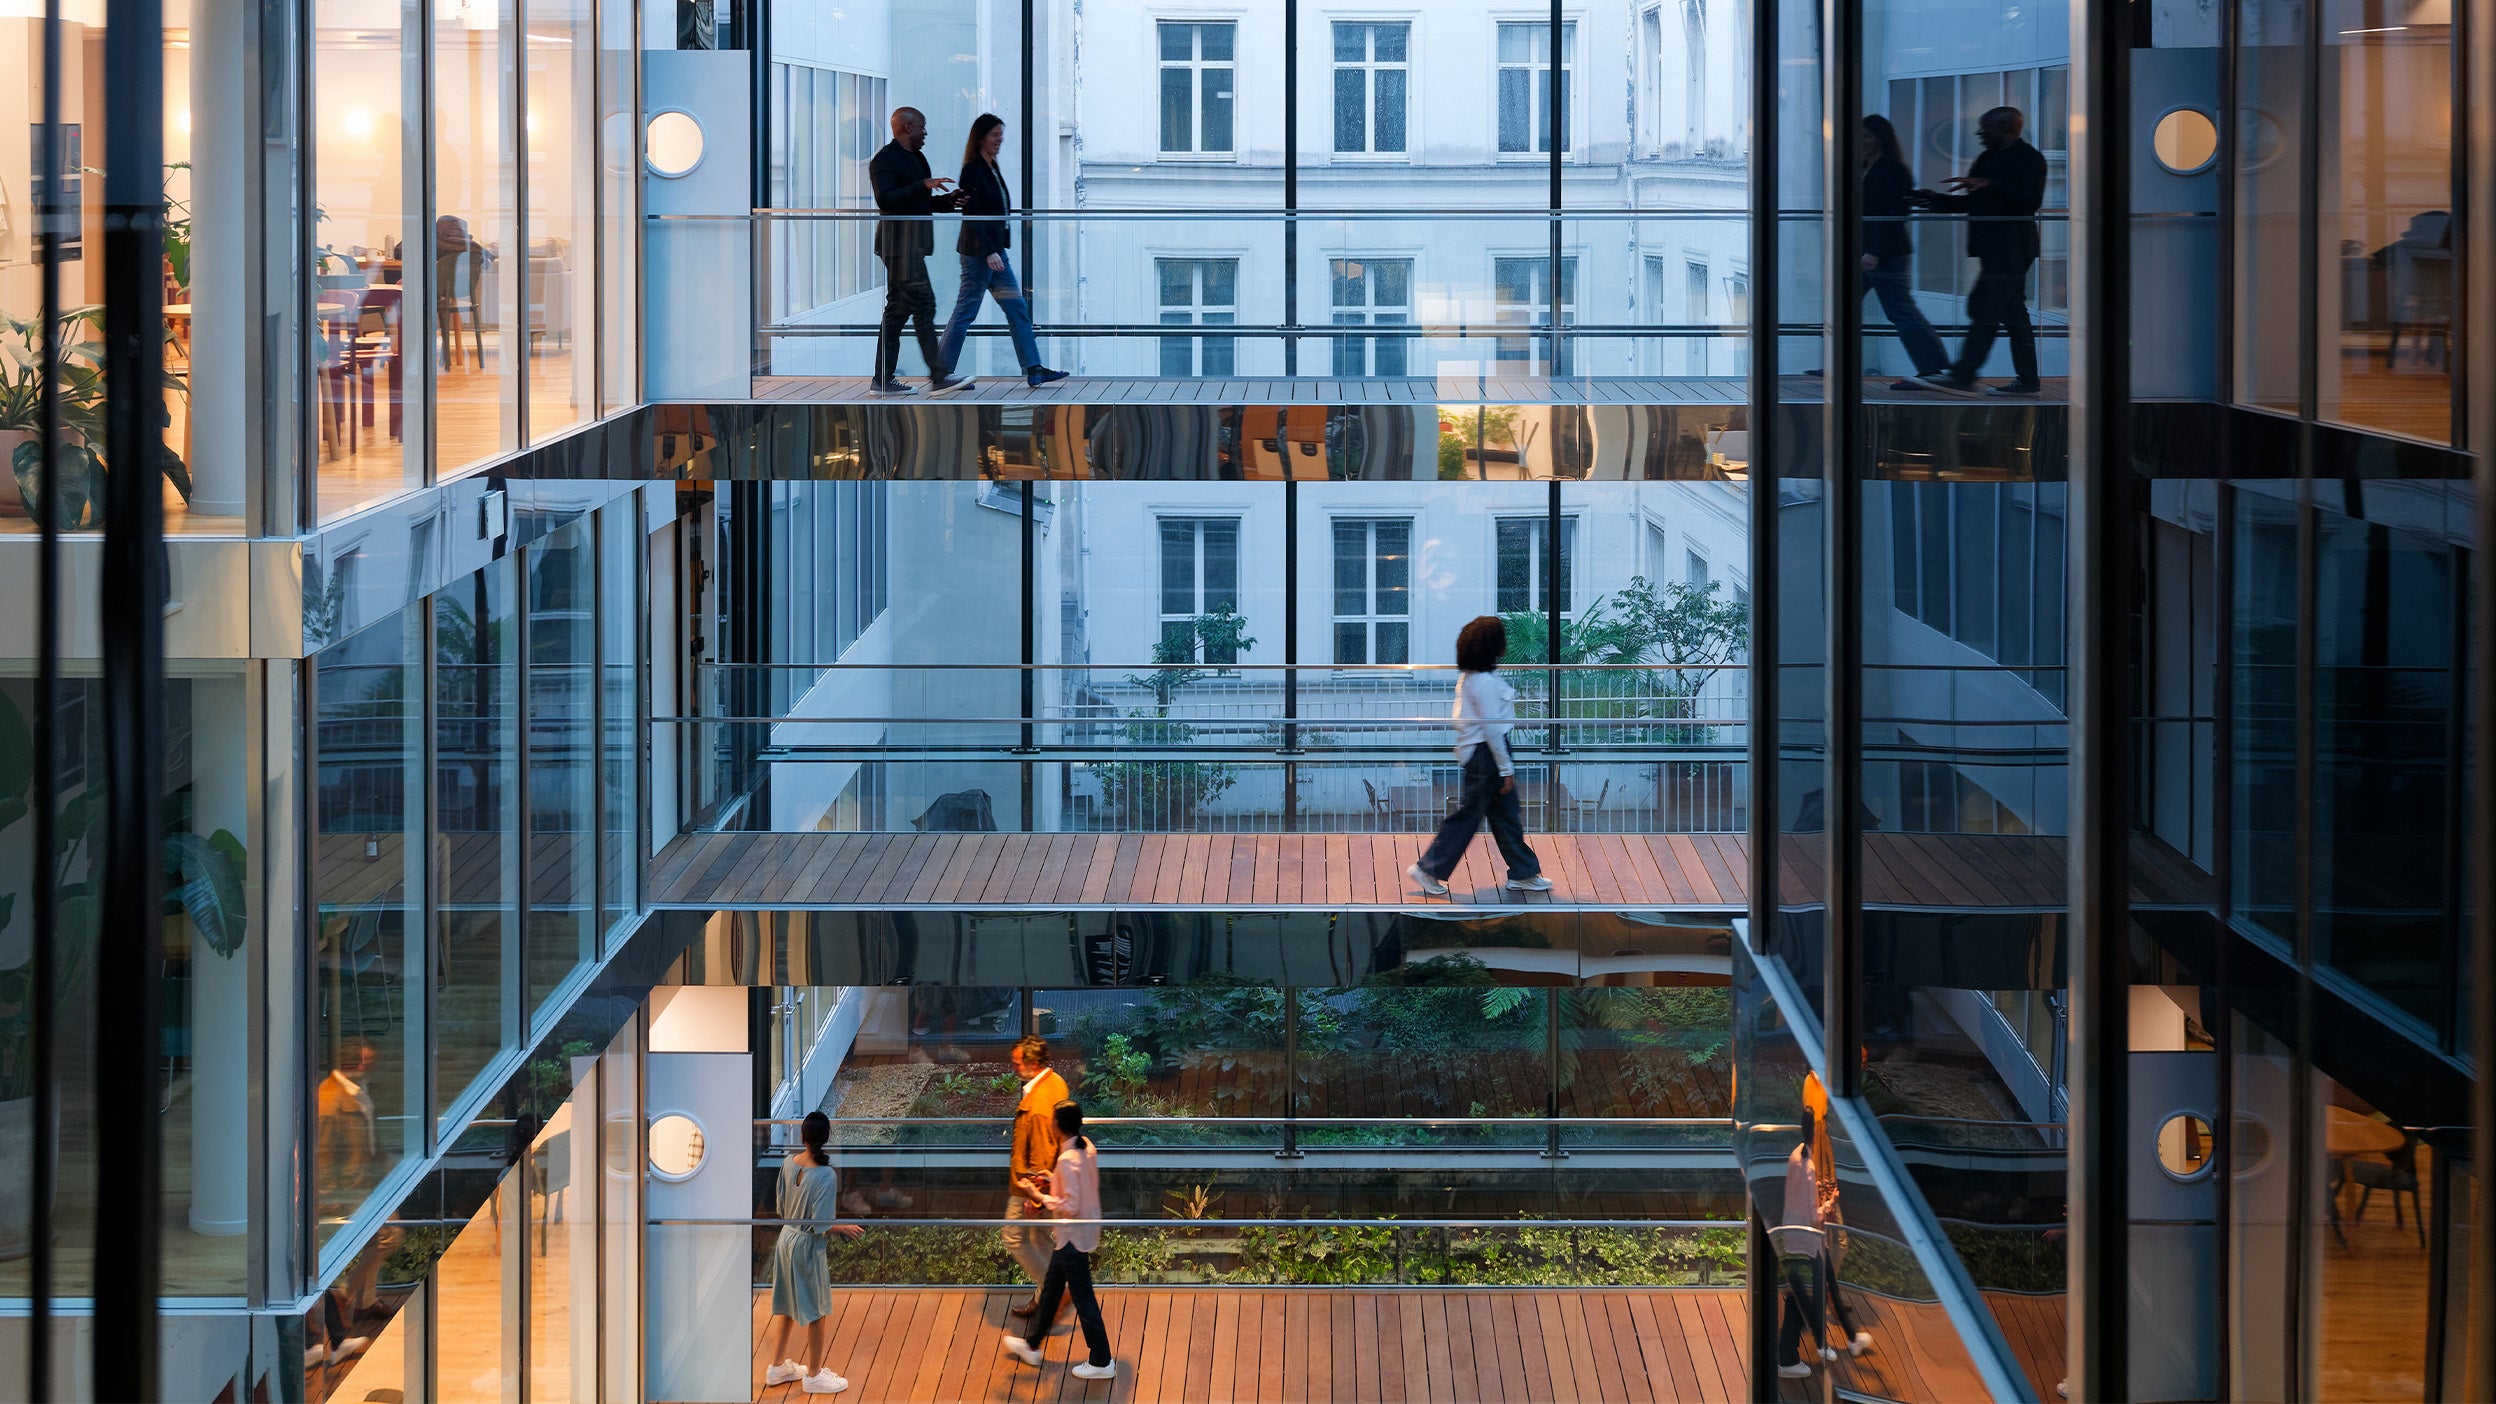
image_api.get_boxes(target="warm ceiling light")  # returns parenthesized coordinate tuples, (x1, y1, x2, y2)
(344, 107, 374, 139)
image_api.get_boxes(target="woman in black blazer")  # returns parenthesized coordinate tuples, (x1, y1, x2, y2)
(936, 113, 1066, 387)
(1858, 114, 1950, 387)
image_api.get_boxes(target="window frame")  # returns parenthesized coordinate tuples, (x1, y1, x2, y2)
(1327, 254, 1416, 376)
(1494, 18, 1576, 159)
(1493, 514, 1580, 616)
(1330, 516, 1415, 666)
(1490, 252, 1578, 376)
(1329, 18, 1414, 159)
(1156, 255, 1243, 378)
(1157, 515, 1246, 663)
(1157, 19, 1241, 160)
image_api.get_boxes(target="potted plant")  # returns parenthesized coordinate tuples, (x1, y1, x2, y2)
(0, 307, 193, 527)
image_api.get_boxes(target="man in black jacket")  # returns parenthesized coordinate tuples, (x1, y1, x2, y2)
(1912, 106, 2049, 395)
(869, 107, 966, 395)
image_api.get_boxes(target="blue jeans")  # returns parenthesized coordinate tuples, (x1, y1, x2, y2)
(1415, 745, 1541, 883)
(1861, 256, 1949, 376)
(938, 252, 1044, 374)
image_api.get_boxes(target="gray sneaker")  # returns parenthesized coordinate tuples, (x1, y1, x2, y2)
(928, 372, 973, 394)
(1406, 863, 1450, 897)
(869, 379, 919, 396)
(1507, 875, 1554, 892)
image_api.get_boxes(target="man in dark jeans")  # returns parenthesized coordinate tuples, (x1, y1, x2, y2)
(868, 106, 965, 395)
(1912, 105, 2049, 396)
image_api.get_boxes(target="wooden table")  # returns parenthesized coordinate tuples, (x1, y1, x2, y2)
(2326, 1105, 2407, 1158)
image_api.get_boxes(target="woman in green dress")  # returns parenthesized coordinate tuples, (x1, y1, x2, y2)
(762, 1111, 863, 1394)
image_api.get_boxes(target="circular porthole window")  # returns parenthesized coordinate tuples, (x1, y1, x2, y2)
(2155, 1112, 2215, 1181)
(2151, 108, 2220, 176)
(645, 110, 707, 179)
(648, 1112, 708, 1181)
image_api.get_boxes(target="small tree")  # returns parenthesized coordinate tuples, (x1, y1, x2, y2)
(1096, 609, 1260, 828)
(1614, 576, 1747, 744)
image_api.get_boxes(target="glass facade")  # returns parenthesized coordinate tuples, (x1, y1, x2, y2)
(0, 0, 2487, 1395)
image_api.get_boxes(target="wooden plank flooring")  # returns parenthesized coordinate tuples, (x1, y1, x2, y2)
(742, 374, 2076, 409)
(645, 829, 2214, 911)
(727, 1287, 1758, 1404)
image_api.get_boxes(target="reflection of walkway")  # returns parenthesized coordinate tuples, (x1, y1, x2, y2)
(748, 373, 2077, 412)
(648, 829, 2215, 912)
(723, 1285, 1750, 1404)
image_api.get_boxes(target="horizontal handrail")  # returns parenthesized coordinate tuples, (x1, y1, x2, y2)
(693, 207, 2137, 223)
(755, 1115, 1732, 1128)
(651, 1216, 1742, 1230)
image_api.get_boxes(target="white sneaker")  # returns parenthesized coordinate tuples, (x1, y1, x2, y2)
(304, 1344, 328, 1368)
(1406, 863, 1449, 896)
(1506, 874, 1554, 892)
(334, 1336, 371, 1360)
(1001, 1333, 1044, 1367)
(765, 1360, 807, 1386)
(1849, 1331, 1874, 1357)
(1072, 1361, 1119, 1380)
(1821, 1346, 1840, 1362)
(2056, 1384, 2069, 1400)
(1778, 1361, 1813, 1379)
(800, 1370, 849, 1395)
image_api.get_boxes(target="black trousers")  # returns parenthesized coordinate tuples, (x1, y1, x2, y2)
(876, 251, 945, 383)
(1023, 1242, 1112, 1367)
(1949, 257, 2039, 383)
(1776, 1253, 1829, 1363)
(1416, 745, 1541, 882)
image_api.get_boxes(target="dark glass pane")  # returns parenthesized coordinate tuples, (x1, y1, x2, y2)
(1376, 259, 1409, 305)
(1202, 70, 1235, 151)
(1498, 69, 1531, 152)
(1199, 21, 1233, 61)
(1203, 336, 1235, 377)
(1952, 488, 1998, 657)
(1203, 260, 1238, 307)
(1160, 520, 1196, 614)
(1161, 335, 1193, 377)
(1335, 622, 1367, 665)
(1496, 519, 1532, 613)
(1334, 67, 1366, 152)
(1334, 521, 1367, 615)
(1376, 522, 1410, 611)
(1375, 22, 1406, 62)
(1555, 519, 1577, 613)
(1159, 21, 1191, 61)
(1376, 621, 1409, 666)
(1333, 21, 1362, 63)
(1376, 69, 1407, 153)
(1203, 520, 1239, 610)
(1160, 68, 1192, 151)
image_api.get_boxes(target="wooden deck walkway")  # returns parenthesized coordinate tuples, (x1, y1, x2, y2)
(721, 1284, 2065, 1403)
(742, 374, 2074, 409)
(648, 829, 2214, 912)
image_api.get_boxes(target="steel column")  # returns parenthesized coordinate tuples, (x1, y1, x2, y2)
(1818, 0, 1864, 1097)
(2066, 0, 2134, 1397)
(93, 0, 170, 1389)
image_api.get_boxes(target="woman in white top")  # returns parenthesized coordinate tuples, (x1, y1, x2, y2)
(1000, 1101, 1118, 1379)
(1407, 616, 1551, 895)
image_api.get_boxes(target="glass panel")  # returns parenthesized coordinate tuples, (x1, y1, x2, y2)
(435, 0, 522, 475)
(528, 521, 598, 1023)
(1297, 983, 1550, 1148)
(313, 609, 424, 1254)
(600, 1016, 644, 1403)
(526, 1081, 588, 1402)
(597, 0, 637, 413)
(434, 1174, 523, 1403)
(2229, 487, 2299, 945)
(2316, 14, 2453, 443)
(599, 501, 639, 942)
(311, 0, 426, 522)
(2233, 1, 2306, 415)
(525, 0, 598, 439)
(438, 558, 521, 1117)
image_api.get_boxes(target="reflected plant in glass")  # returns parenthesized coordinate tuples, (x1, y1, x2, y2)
(0, 308, 193, 529)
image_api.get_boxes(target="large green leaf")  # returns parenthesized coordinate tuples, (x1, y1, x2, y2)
(165, 828, 248, 958)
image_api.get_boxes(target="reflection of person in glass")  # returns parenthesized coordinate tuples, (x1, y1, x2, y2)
(315, 1042, 380, 1221)
(1407, 616, 1551, 897)
(1857, 115, 1952, 388)
(762, 1111, 865, 1395)
(1799, 1090, 1874, 1361)
(1910, 106, 2048, 396)
(1772, 1107, 1862, 1379)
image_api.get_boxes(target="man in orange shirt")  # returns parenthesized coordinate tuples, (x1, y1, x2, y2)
(1004, 1036, 1069, 1319)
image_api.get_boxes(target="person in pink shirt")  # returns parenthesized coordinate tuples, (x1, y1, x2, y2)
(1000, 1101, 1118, 1380)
